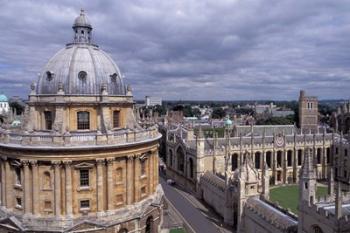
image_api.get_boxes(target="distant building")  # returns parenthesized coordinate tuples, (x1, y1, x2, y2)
(145, 96, 162, 106)
(331, 102, 350, 133)
(299, 90, 318, 133)
(0, 94, 9, 114)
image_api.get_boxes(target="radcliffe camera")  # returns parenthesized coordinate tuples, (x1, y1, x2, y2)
(0, 2, 348, 233)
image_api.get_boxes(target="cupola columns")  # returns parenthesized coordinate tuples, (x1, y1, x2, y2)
(73, 9, 92, 44)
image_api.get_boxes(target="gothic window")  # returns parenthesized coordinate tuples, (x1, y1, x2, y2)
(317, 148, 322, 164)
(254, 152, 261, 169)
(113, 110, 120, 128)
(44, 111, 53, 130)
(287, 150, 292, 167)
(77, 111, 90, 130)
(336, 147, 339, 155)
(189, 158, 194, 178)
(80, 169, 89, 187)
(141, 159, 147, 176)
(232, 153, 238, 170)
(176, 147, 185, 172)
(266, 151, 272, 168)
(42, 171, 51, 190)
(305, 182, 308, 189)
(116, 167, 123, 183)
(298, 150, 303, 166)
(145, 216, 154, 233)
(326, 148, 330, 164)
(15, 167, 21, 185)
(277, 151, 282, 167)
(345, 149, 348, 157)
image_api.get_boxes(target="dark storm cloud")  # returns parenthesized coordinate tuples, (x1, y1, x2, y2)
(0, 0, 350, 100)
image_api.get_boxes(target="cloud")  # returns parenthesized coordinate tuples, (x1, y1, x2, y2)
(0, 0, 349, 100)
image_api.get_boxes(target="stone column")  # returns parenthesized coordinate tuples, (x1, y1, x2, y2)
(22, 160, 31, 215)
(106, 157, 114, 211)
(1, 158, 6, 206)
(126, 155, 134, 205)
(154, 151, 159, 188)
(30, 160, 39, 215)
(64, 160, 73, 217)
(5, 158, 12, 209)
(273, 150, 277, 184)
(96, 159, 105, 212)
(149, 152, 154, 193)
(53, 161, 61, 217)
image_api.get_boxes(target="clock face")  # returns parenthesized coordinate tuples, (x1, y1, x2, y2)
(275, 136, 284, 147)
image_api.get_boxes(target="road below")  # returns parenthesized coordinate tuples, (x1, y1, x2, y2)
(160, 177, 227, 233)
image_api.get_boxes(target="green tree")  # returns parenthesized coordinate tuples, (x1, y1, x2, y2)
(212, 107, 226, 119)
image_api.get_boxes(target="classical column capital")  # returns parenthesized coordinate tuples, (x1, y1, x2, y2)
(21, 160, 30, 166)
(29, 160, 38, 166)
(106, 157, 115, 165)
(127, 154, 135, 161)
(96, 158, 105, 165)
(52, 160, 61, 166)
(63, 160, 72, 166)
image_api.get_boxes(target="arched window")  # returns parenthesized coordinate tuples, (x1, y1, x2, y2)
(326, 148, 330, 164)
(77, 111, 90, 130)
(189, 158, 194, 178)
(287, 150, 293, 167)
(298, 149, 303, 166)
(277, 151, 282, 167)
(254, 152, 261, 169)
(266, 151, 272, 168)
(145, 216, 153, 233)
(118, 229, 128, 233)
(113, 110, 120, 128)
(176, 147, 185, 172)
(317, 148, 322, 164)
(232, 153, 238, 171)
(313, 225, 323, 233)
(43, 171, 51, 189)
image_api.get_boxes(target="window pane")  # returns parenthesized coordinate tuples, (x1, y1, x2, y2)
(77, 111, 90, 130)
(113, 111, 120, 128)
(80, 169, 89, 186)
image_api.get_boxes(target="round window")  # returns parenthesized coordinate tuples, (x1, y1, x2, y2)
(78, 71, 87, 81)
(46, 71, 54, 81)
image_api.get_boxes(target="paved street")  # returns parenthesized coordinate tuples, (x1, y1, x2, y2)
(160, 177, 231, 233)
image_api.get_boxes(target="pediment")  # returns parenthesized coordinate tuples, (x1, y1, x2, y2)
(74, 162, 95, 169)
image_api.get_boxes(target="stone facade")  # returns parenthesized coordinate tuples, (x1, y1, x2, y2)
(0, 10, 163, 233)
(299, 90, 318, 133)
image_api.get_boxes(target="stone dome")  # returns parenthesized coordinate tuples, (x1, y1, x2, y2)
(73, 9, 92, 28)
(36, 10, 126, 96)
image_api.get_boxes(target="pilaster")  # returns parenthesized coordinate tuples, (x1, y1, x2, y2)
(63, 160, 73, 217)
(126, 155, 134, 205)
(106, 157, 114, 211)
(22, 160, 31, 215)
(30, 160, 39, 216)
(96, 158, 105, 212)
(52, 160, 61, 217)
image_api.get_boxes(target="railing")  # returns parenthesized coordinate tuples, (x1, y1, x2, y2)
(0, 127, 160, 147)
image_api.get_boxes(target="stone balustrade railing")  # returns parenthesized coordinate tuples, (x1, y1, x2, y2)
(0, 127, 161, 147)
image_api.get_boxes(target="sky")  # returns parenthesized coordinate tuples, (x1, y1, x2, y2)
(0, 0, 350, 100)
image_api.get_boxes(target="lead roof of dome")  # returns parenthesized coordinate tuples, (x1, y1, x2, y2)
(36, 10, 126, 96)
